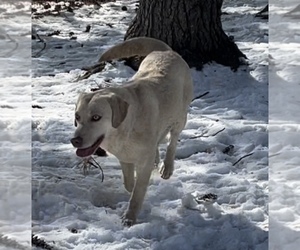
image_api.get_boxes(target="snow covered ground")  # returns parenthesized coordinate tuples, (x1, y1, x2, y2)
(4, 0, 300, 249)
(0, 1, 31, 249)
(29, 0, 270, 249)
(269, 1, 300, 250)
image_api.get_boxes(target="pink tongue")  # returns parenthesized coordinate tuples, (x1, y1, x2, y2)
(75, 135, 104, 158)
(76, 145, 97, 158)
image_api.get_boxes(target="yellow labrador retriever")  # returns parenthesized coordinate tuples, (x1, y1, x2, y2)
(71, 37, 193, 226)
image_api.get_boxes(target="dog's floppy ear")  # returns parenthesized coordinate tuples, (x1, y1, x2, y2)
(74, 103, 78, 127)
(107, 95, 129, 128)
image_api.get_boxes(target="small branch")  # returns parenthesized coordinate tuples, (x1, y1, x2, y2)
(74, 156, 105, 182)
(90, 157, 105, 182)
(188, 132, 205, 140)
(1, 34, 19, 57)
(269, 153, 281, 158)
(33, 33, 46, 57)
(187, 127, 225, 141)
(192, 91, 209, 102)
(233, 152, 254, 166)
(205, 127, 225, 137)
(75, 62, 106, 82)
(32, 104, 43, 109)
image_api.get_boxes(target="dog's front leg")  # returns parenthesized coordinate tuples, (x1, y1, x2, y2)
(122, 155, 155, 226)
(120, 161, 135, 193)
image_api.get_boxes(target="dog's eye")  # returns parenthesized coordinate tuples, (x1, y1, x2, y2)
(75, 114, 80, 121)
(91, 115, 102, 121)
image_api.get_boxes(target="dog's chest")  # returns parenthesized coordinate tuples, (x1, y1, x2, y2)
(101, 135, 144, 163)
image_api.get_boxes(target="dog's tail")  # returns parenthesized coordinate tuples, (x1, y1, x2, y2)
(98, 37, 172, 62)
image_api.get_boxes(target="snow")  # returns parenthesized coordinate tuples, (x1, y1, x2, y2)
(269, 0, 300, 250)
(0, 1, 31, 249)
(1, 0, 298, 249)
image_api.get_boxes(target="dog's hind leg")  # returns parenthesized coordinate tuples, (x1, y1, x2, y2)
(160, 121, 186, 179)
(120, 161, 135, 193)
(155, 131, 170, 167)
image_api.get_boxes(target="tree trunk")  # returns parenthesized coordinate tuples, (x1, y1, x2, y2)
(125, 0, 246, 70)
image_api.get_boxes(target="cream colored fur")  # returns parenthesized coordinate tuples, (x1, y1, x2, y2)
(71, 37, 194, 226)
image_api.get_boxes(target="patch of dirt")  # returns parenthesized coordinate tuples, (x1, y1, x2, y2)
(32, 0, 114, 3)
(32, 0, 116, 18)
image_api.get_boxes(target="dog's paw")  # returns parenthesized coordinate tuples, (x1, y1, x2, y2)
(121, 213, 136, 227)
(122, 218, 135, 227)
(159, 162, 173, 179)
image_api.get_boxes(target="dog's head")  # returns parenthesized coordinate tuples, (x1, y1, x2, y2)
(70, 90, 128, 158)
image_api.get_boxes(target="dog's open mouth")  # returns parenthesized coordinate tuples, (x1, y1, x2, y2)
(76, 135, 105, 158)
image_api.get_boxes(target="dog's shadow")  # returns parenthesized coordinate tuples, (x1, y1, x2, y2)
(136, 204, 268, 249)
(88, 176, 130, 211)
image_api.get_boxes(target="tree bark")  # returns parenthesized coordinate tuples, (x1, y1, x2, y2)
(125, 0, 246, 70)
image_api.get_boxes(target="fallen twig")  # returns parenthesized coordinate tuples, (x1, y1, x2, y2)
(269, 153, 281, 158)
(192, 91, 209, 102)
(187, 132, 205, 140)
(233, 152, 254, 166)
(75, 62, 107, 81)
(32, 104, 43, 109)
(76, 156, 105, 182)
(1, 34, 19, 57)
(189, 127, 225, 140)
(89, 157, 105, 182)
(33, 33, 47, 57)
(205, 127, 225, 137)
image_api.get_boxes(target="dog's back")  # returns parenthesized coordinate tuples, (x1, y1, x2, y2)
(99, 37, 194, 106)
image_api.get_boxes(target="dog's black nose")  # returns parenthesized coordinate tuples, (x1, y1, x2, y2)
(70, 136, 83, 147)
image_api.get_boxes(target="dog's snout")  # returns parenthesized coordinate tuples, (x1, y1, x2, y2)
(71, 136, 83, 147)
